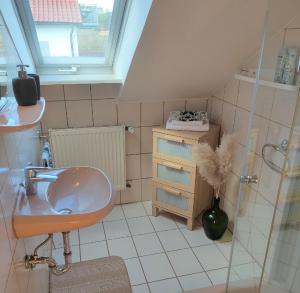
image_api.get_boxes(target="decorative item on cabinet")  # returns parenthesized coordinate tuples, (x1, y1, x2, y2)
(194, 133, 235, 240)
(151, 125, 220, 230)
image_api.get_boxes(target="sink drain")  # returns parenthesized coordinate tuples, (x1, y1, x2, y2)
(57, 208, 72, 215)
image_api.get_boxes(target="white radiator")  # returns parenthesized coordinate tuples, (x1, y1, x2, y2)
(49, 126, 126, 190)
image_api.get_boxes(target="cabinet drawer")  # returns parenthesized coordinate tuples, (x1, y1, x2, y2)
(153, 132, 195, 166)
(152, 158, 196, 193)
(152, 181, 194, 217)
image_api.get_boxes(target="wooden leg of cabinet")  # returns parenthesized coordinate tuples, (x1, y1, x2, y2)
(187, 218, 194, 230)
(152, 206, 159, 217)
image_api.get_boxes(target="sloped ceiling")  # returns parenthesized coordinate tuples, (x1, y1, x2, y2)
(121, 0, 269, 100)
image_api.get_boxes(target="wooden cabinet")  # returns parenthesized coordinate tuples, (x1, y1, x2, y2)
(152, 125, 220, 230)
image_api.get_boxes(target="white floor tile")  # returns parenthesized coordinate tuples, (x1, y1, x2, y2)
(125, 258, 146, 286)
(80, 241, 108, 261)
(53, 230, 79, 248)
(79, 223, 105, 244)
(180, 226, 214, 247)
(107, 237, 137, 259)
(103, 219, 130, 239)
(193, 245, 228, 271)
(215, 229, 232, 243)
(127, 216, 154, 235)
(157, 229, 189, 251)
(148, 278, 182, 293)
(142, 201, 152, 215)
(103, 205, 125, 222)
(216, 242, 253, 265)
(167, 249, 203, 276)
(52, 245, 80, 264)
(132, 284, 150, 293)
(149, 215, 177, 231)
(207, 267, 238, 285)
(215, 242, 232, 259)
(122, 202, 147, 218)
(179, 272, 212, 291)
(140, 253, 175, 282)
(233, 262, 262, 279)
(133, 233, 163, 256)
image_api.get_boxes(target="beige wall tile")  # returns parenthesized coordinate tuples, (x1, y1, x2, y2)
(118, 102, 140, 127)
(224, 78, 239, 105)
(232, 142, 246, 176)
(141, 127, 153, 154)
(92, 100, 117, 126)
(255, 86, 275, 119)
(271, 89, 298, 127)
(66, 100, 93, 128)
(5, 264, 21, 293)
(237, 81, 253, 110)
(126, 127, 141, 155)
(141, 154, 152, 178)
(41, 101, 67, 132)
(112, 190, 121, 205)
(185, 98, 208, 112)
(163, 100, 186, 123)
(225, 172, 240, 206)
(234, 107, 250, 145)
(40, 85, 64, 101)
(141, 102, 163, 126)
(210, 97, 223, 125)
(126, 155, 141, 180)
(252, 115, 269, 155)
(221, 102, 236, 134)
(142, 178, 152, 201)
(212, 87, 225, 100)
(121, 180, 142, 203)
(91, 84, 121, 99)
(64, 84, 91, 100)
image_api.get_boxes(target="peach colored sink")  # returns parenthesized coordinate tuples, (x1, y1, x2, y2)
(13, 166, 113, 238)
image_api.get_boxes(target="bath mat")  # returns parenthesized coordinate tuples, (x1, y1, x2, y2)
(50, 256, 132, 293)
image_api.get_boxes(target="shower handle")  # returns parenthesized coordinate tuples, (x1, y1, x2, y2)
(240, 175, 259, 184)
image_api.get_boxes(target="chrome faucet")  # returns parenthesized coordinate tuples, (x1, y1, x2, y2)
(24, 166, 58, 196)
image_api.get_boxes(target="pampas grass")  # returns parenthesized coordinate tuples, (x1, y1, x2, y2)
(194, 133, 235, 198)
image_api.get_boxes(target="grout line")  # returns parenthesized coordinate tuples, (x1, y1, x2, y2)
(120, 204, 149, 288)
(62, 85, 69, 128)
(144, 210, 184, 291)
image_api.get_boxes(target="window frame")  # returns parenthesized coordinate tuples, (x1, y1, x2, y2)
(15, 0, 128, 75)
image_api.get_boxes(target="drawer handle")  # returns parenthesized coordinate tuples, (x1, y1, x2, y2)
(163, 162, 183, 171)
(166, 138, 185, 144)
(161, 186, 182, 196)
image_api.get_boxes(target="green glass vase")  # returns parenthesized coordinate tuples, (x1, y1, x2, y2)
(202, 197, 228, 240)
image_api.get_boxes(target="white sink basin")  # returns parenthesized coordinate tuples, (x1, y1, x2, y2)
(13, 166, 113, 238)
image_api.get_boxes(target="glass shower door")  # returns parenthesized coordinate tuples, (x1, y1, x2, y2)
(226, 1, 300, 292)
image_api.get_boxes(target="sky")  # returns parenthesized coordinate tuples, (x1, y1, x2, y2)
(78, 0, 114, 11)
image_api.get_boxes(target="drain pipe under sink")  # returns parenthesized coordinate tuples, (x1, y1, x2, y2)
(25, 231, 72, 276)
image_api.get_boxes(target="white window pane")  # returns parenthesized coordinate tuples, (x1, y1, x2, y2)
(28, 0, 115, 61)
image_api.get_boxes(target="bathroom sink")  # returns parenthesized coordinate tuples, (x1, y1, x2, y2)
(13, 166, 113, 238)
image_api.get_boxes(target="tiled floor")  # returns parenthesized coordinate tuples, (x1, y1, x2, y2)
(52, 201, 253, 293)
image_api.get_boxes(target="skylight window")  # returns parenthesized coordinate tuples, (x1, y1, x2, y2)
(15, 0, 127, 75)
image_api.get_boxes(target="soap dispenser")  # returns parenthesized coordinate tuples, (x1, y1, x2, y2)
(12, 64, 38, 106)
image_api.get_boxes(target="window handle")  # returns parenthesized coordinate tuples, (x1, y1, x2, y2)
(58, 66, 78, 73)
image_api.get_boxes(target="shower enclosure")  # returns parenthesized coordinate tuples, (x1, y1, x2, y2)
(226, 1, 300, 292)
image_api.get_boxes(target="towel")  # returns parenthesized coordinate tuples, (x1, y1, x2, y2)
(166, 120, 209, 131)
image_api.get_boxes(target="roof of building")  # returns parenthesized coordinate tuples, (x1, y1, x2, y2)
(29, 0, 82, 23)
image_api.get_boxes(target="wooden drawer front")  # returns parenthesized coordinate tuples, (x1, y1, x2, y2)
(152, 181, 193, 217)
(153, 133, 195, 165)
(153, 158, 196, 193)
